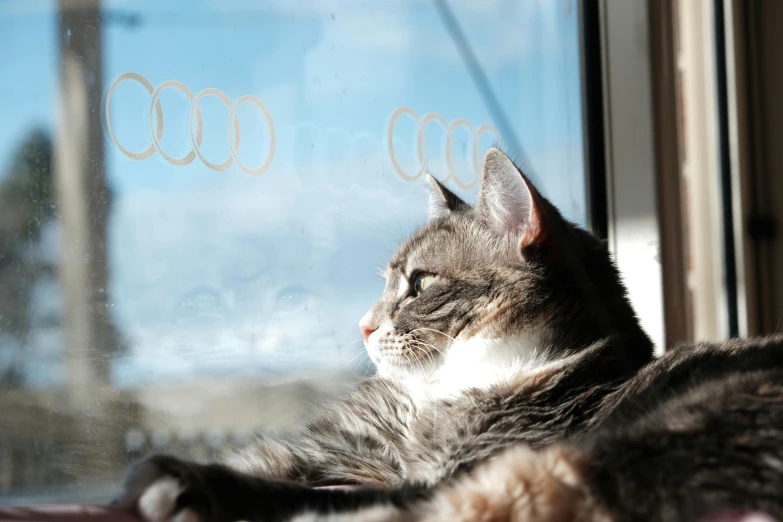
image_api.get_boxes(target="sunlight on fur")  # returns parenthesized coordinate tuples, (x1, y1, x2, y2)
(417, 445, 605, 522)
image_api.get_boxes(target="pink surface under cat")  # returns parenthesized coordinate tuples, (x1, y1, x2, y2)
(0, 506, 777, 522)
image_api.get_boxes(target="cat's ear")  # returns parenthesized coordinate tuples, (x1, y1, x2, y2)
(426, 174, 469, 220)
(476, 148, 543, 248)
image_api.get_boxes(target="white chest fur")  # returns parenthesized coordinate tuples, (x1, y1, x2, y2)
(403, 328, 558, 401)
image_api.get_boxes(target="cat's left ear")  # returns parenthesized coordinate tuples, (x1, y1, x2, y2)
(476, 148, 544, 248)
(426, 174, 469, 220)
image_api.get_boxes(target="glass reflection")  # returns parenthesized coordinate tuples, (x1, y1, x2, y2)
(0, 0, 584, 502)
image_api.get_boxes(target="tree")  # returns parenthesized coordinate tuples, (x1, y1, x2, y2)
(0, 129, 56, 387)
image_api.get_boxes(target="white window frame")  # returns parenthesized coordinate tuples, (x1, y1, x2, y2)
(598, 0, 666, 353)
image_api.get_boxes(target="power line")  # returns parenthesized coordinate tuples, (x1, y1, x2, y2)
(432, 0, 532, 175)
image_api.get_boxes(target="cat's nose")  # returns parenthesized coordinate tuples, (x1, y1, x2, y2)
(360, 321, 378, 342)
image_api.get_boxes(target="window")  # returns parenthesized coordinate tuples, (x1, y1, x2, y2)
(0, 0, 586, 502)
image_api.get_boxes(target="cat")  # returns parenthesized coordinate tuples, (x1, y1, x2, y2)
(215, 147, 653, 489)
(114, 148, 783, 522)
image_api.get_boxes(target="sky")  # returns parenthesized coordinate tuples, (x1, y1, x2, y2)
(0, 0, 586, 387)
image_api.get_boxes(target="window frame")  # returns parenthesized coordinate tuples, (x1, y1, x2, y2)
(583, 0, 666, 353)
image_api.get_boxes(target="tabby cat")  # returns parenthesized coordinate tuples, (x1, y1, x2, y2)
(115, 148, 783, 522)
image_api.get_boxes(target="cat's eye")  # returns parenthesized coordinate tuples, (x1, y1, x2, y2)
(413, 273, 435, 295)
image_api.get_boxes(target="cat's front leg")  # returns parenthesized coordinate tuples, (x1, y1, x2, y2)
(114, 455, 222, 522)
(113, 454, 320, 522)
(114, 454, 419, 522)
(114, 454, 257, 522)
(113, 446, 598, 522)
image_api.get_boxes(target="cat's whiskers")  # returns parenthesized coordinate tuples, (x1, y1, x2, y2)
(401, 350, 417, 373)
(361, 358, 374, 378)
(343, 339, 369, 367)
(411, 352, 427, 378)
(408, 339, 446, 378)
(416, 344, 439, 378)
(401, 347, 429, 378)
(409, 339, 433, 355)
(351, 351, 372, 374)
(410, 338, 446, 357)
(410, 340, 436, 366)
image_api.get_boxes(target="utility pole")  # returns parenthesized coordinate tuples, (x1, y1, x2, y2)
(52, 2, 141, 493)
(55, 0, 120, 406)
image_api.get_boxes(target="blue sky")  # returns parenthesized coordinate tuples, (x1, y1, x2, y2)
(0, 0, 586, 386)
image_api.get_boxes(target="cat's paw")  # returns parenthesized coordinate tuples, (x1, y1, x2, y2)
(113, 455, 219, 522)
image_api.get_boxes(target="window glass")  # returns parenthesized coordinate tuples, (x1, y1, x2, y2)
(0, 0, 585, 503)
